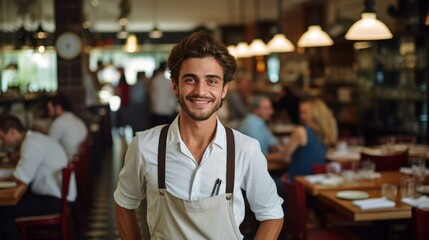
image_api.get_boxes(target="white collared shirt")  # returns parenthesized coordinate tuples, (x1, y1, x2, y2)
(114, 116, 284, 227)
(14, 131, 77, 201)
(49, 112, 88, 160)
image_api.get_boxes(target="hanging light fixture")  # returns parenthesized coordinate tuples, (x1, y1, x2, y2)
(227, 45, 237, 57)
(34, 0, 47, 39)
(149, 0, 163, 39)
(297, 0, 333, 47)
(117, 17, 129, 39)
(117, 25, 129, 39)
(234, 0, 252, 59)
(124, 33, 138, 52)
(268, 0, 295, 52)
(345, 0, 393, 40)
(235, 42, 253, 58)
(249, 0, 269, 56)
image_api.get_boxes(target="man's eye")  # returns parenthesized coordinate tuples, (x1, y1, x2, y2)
(184, 78, 195, 83)
(208, 79, 218, 85)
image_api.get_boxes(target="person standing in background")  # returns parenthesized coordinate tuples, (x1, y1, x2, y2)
(47, 95, 88, 160)
(128, 71, 151, 133)
(273, 84, 300, 125)
(149, 61, 177, 127)
(115, 67, 131, 129)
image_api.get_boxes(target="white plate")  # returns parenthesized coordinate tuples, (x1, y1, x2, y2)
(336, 190, 369, 200)
(0, 181, 17, 188)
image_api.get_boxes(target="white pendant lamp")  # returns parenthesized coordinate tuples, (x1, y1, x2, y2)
(297, 0, 333, 47)
(235, 42, 252, 58)
(268, 33, 295, 53)
(298, 25, 334, 47)
(268, 0, 295, 52)
(149, 27, 163, 39)
(227, 45, 237, 57)
(345, 0, 393, 40)
(124, 34, 138, 53)
(149, 0, 163, 39)
(250, 39, 270, 56)
(249, 0, 269, 56)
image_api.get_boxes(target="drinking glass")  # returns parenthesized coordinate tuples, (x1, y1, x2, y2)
(400, 177, 417, 199)
(361, 160, 375, 179)
(341, 170, 355, 185)
(412, 159, 426, 182)
(382, 184, 398, 201)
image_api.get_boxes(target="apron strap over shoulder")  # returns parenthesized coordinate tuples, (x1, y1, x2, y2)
(225, 127, 235, 194)
(158, 125, 169, 189)
(157, 125, 236, 193)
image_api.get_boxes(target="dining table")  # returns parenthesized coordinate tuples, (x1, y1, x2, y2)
(0, 157, 25, 206)
(318, 188, 412, 221)
(295, 171, 406, 196)
(326, 144, 429, 163)
(0, 181, 26, 206)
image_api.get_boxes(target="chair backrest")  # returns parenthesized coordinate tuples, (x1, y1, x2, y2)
(360, 150, 408, 171)
(412, 207, 429, 240)
(312, 162, 355, 174)
(377, 135, 417, 144)
(61, 163, 73, 229)
(282, 173, 307, 240)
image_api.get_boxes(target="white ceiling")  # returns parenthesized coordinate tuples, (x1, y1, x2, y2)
(0, 0, 397, 33)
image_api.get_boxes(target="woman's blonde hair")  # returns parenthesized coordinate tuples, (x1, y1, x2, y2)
(302, 98, 337, 146)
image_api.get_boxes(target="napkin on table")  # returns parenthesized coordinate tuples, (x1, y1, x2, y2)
(305, 174, 326, 184)
(352, 198, 395, 210)
(399, 167, 429, 175)
(401, 196, 429, 208)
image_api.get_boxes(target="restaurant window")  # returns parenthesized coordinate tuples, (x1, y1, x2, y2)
(0, 49, 57, 95)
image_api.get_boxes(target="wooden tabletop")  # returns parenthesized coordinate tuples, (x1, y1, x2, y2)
(0, 182, 26, 206)
(319, 188, 412, 221)
(327, 144, 429, 162)
(295, 171, 407, 196)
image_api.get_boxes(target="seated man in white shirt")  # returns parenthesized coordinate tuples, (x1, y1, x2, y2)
(0, 115, 77, 239)
(47, 95, 88, 160)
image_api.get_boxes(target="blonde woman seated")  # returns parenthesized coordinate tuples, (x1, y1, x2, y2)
(282, 98, 337, 181)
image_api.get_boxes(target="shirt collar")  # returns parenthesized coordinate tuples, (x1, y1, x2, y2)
(169, 115, 226, 151)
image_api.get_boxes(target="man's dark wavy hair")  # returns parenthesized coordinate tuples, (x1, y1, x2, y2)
(167, 31, 237, 86)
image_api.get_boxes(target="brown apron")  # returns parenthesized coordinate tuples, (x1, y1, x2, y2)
(145, 125, 242, 240)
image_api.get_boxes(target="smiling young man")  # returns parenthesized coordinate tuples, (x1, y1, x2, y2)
(114, 31, 284, 239)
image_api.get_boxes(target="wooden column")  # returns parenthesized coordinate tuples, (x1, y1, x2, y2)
(54, 0, 85, 109)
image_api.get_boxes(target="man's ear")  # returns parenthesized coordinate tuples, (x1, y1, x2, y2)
(221, 82, 229, 99)
(172, 79, 179, 97)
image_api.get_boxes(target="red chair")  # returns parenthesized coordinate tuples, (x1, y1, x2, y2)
(282, 173, 358, 240)
(360, 150, 409, 171)
(311, 162, 355, 174)
(16, 163, 74, 240)
(73, 136, 92, 211)
(412, 207, 429, 240)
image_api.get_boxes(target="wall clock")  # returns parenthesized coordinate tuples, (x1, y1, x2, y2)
(55, 32, 82, 60)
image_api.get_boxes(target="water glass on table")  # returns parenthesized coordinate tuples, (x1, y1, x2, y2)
(401, 177, 419, 199)
(341, 169, 355, 185)
(412, 159, 426, 182)
(360, 160, 376, 180)
(382, 183, 398, 201)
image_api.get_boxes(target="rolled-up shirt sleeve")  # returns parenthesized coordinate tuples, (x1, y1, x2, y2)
(241, 140, 284, 221)
(113, 137, 145, 209)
